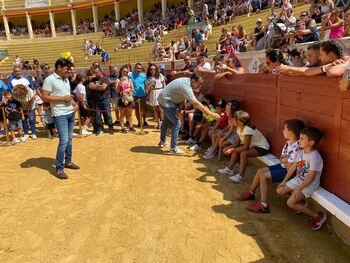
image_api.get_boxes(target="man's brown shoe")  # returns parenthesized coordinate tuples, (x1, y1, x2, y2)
(56, 170, 68, 180)
(64, 163, 80, 170)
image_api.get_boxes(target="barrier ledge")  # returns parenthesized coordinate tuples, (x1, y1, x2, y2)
(256, 154, 350, 229)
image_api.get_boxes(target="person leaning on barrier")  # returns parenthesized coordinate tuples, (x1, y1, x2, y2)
(214, 54, 245, 79)
(276, 39, 349, 77)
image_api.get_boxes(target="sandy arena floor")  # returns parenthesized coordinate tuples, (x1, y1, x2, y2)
(0, 122, 349, 263)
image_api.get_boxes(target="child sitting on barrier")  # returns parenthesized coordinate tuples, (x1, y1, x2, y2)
(202, 99, 228, 159)
(42, 102, 57, 139)
(238, 119, 305, 213)
(217, 110, 270, 183)
(276, 127, 326, 231)
(203, 100, 240, 159)
(1, 91, 25, 143)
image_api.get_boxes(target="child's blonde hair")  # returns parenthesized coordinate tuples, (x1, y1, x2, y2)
(12, 84, 29, 99)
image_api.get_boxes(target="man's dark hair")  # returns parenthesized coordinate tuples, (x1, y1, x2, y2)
(265, 49, 285, 64)
(285, 119, 305, 139)
(301, 127, 323, 145)
(190, 72, 202, 81)
(307, 42, 321, 51)
(320, 40, 345, 59)
(134, 63, 142, 68)
(54, 58, 73, 69)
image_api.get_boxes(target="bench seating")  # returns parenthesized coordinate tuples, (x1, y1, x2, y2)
(257, 154, 350, 228)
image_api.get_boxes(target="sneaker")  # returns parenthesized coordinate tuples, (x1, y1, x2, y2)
(205, 147, 212, 154)
(31, 134, 38, 140)
(64, 162, 80, 170)
(56, 170, 68, 180)
(158, 141, 169, 148)
(12, 138, 20, 144)
(169, 147, 184, 154)
(237, 191, 256, 201)
(129, 127, 136, 132)
(217, 167, 234, 175)
(203, 152, 215, 159)
(246, 202, 270, 213)
(185, 137, 197, 145)
(82, 129, 92, 136)
(229, 174, 243, 183)
(143, 121, 149, 127)
(121, 128, 127, 134)
(96, 131, 104, 136)
(113, 120, 120, 126)
(109, 130, 115, 135)
(72, 132, 78, 137)
(23, 134, 29, 140)
(311, 212, 327, 230)
(190, 144, 201, 151)
(20, 136, 27, 142)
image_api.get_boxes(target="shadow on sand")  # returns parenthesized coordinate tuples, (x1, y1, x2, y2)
(20, 157, 57, 178)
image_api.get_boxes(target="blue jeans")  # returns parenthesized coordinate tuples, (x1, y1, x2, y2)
(94, 98, 113, 132)
(23, 109, 36, 135)
(54, 112, 75, 172)
(160, 105, 181, 148)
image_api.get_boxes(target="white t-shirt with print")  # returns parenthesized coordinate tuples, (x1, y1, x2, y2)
(199, 62, 211, 70)
(280, 140, 300, 168)
(237, 126, 270, 150)
(74, 83, 87, 102)
(294, 149, 323, 189)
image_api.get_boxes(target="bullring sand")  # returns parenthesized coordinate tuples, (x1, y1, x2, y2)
(0, 126, 349, 263)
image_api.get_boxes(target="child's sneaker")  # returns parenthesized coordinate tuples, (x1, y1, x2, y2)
(246, 202, 270, 213)
(185, 137, 196, 145)
(311, 212, 327, 230)
(189, 144, 201, 151)
(217, 166, 234, 175)
(203, 152, 215, 159)
(31, 134, 38, 140)
(205, 147, 212, 154)
(229, 174, 243, 183)
(169, 147, 184, 154)
(12, 138, 20, 144)
(82, 129, 92, 136)
(237, 191, 255, 201)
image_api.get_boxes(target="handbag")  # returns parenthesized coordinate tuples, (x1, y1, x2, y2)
(121, 91, 134, 105)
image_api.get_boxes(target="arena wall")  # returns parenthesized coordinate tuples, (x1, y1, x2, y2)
(197, 73, 350, 204)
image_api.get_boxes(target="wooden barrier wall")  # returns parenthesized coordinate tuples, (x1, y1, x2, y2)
(198, 73, 350, 204)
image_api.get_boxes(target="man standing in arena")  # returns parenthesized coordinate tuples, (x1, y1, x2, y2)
(42, 58, 79, 180)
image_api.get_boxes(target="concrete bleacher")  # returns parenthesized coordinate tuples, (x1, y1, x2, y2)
(0, 4, 311, 73)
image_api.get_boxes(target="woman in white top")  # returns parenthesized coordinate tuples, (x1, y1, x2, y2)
(146, 64, 166, 129)
(73, 74, 92, 136)
(217, 110, 270, 183)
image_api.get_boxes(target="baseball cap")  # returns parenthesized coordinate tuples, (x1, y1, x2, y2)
(256, 18, 262, 23)
(159, 64, 165, 69)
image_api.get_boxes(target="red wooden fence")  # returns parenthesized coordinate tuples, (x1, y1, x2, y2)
(198, 73, 350, 204)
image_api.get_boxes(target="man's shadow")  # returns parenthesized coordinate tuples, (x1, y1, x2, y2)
(20, 157, 57, 177)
